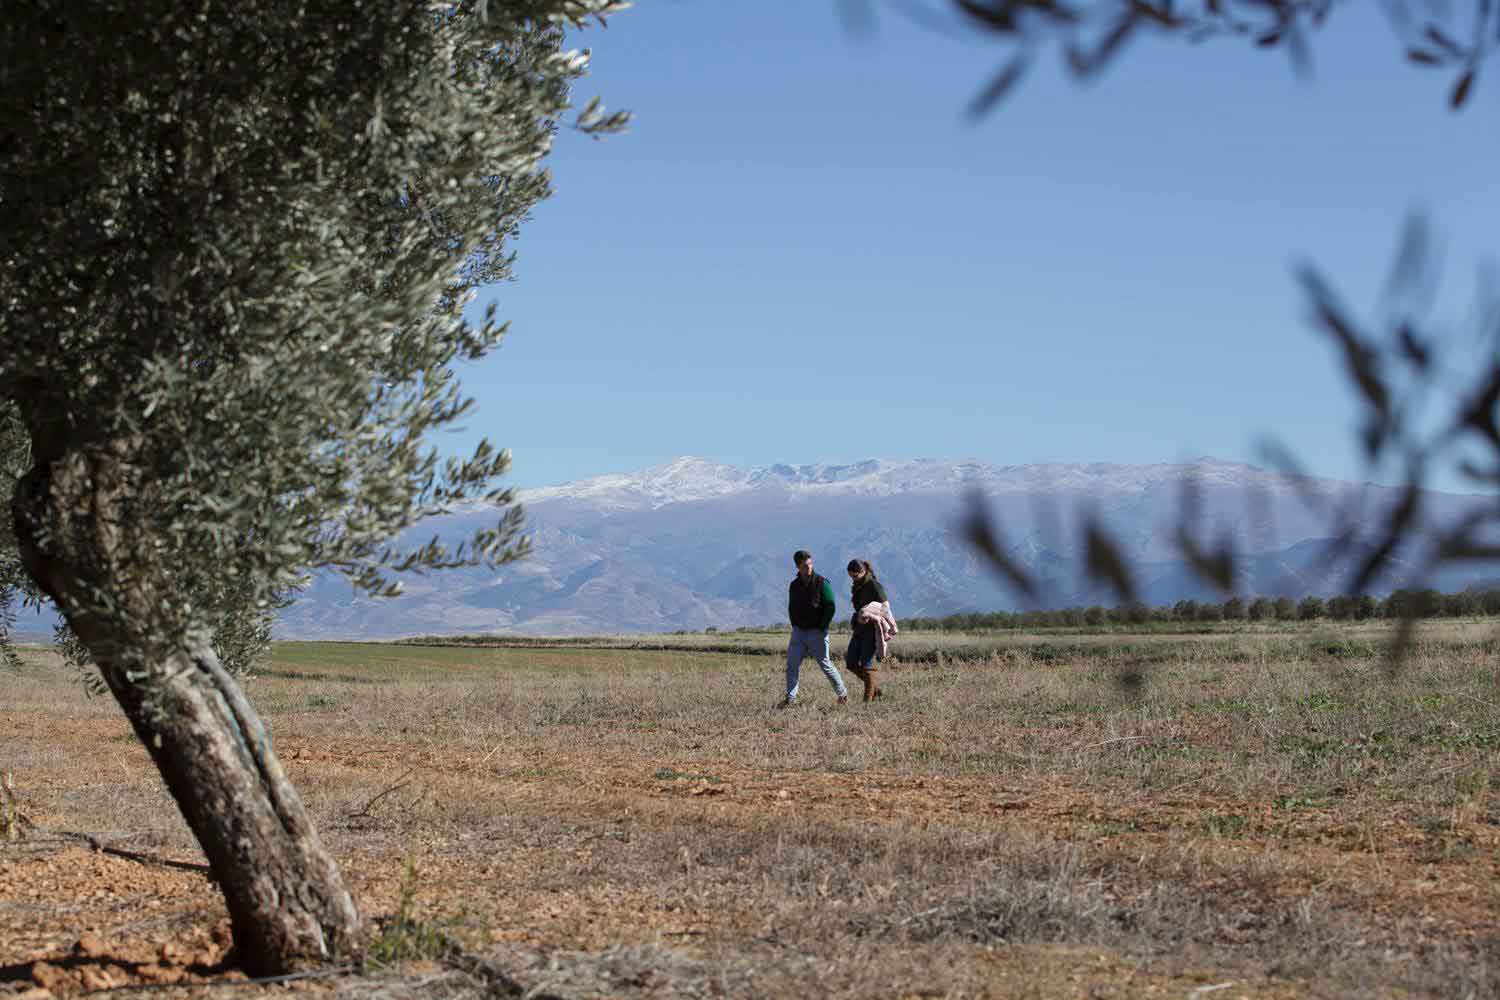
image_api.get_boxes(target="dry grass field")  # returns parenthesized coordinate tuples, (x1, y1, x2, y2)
(3, 623, 1500, 998)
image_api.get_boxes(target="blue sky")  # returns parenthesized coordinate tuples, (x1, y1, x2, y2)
(452, 2, 1498, 490)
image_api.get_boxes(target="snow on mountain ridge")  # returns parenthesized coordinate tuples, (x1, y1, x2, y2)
(513, 456, 1330, 510)
(517, 456, 754, 508)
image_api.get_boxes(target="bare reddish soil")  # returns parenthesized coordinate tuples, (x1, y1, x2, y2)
(5, 641, 1500, 998)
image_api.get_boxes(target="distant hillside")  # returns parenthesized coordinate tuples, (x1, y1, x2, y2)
(272, 456, 1492, 638)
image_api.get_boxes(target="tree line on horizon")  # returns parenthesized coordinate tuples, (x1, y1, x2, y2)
(897, 585, 1500, 632)
(714, 583, 1500, 635)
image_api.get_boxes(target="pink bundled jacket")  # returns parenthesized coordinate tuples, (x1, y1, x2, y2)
(855, 601, 899, 661)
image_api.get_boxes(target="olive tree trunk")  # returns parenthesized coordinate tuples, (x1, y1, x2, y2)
(11, 444, 361, 975)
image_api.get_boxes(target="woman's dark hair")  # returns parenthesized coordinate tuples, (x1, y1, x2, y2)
(846, 559, 875, 579)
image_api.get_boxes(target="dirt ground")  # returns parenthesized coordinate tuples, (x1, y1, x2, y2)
(3, 639, 1499, 998)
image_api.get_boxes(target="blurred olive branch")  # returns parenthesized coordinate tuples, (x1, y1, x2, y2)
(846, 2, 1495, 113)
(873, 1, 1500, 676)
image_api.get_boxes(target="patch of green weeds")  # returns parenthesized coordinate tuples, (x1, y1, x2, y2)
(1423, 727, 1500, 751)
(1208, 696, 1255, 715)
(366, 851, 451, 969)
(1277, 730, 1409, 766)
(1308, 637, 1380, 660)
(1415, 835, 1480, 864)
(1022, 644, 1076, 664)
(305, 694, 338, 709)
(1206, 813, 1249, 837)
(1276, 734, 1337, 764)
(1042, 701, 1109, 717)
(1089, 816, 1144, 836)
(257, 667, 384, 685)
(500, 765, 564, 780)
(1451, 770, 1492, 797)
(1415, 815, 1451, 835)
(654, 767, 722, 784)
(1273, 795, 1324, 812)
(1349, 730, 1408, 763)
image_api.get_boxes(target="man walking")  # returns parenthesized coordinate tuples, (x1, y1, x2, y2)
(781, 549, 849, 708)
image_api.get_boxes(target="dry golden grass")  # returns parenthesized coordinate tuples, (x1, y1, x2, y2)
(3, 623, 1499, 998)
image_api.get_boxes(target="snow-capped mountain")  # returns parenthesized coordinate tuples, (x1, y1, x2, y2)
(272, 456, 1490, 639)
(514, 455, 1328, 508)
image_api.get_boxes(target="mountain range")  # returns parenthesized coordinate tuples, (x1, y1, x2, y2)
(271, 456, 1495, 638)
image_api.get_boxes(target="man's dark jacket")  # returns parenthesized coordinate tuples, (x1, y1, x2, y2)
(788, 572, 836, 630)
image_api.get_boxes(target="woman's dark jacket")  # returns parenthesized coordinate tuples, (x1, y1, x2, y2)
(851, 576, 888, 627)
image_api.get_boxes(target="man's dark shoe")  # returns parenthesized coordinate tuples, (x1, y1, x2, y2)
(836, 694, 849, 705)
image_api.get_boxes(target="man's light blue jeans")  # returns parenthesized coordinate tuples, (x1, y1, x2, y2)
(785, 626, 847, 701)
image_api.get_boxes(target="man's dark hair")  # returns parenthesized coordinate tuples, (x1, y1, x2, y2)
(793, 549, 811, 566)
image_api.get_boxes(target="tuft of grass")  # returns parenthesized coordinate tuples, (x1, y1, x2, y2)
(365, 850, 451, 969)
(654, 767, 722, 783)
(1, 772, 33, 841)
(1205, 813, 1249, 837)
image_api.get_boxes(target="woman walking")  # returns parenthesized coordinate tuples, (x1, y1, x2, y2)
(845, 559, 897, 701)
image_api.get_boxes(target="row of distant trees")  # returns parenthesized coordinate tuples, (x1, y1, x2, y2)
(901, 587, 1500, 632)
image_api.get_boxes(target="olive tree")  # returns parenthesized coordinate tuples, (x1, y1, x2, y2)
(50, 581, 281, 688)
(4, 407, 275, 682)
(3, 402, 279, 680)
(0, 0, 627, 974)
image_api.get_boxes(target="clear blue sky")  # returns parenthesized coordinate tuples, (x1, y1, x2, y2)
(450, 2, 1498, 490)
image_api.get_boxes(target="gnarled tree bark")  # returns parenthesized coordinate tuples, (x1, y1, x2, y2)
(10, 434, 360, 975)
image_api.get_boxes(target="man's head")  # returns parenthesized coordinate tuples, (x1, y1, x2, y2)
(793, 549, 813, 577)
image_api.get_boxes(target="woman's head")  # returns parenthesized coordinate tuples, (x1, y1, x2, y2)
(847, 559, 874, 582)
